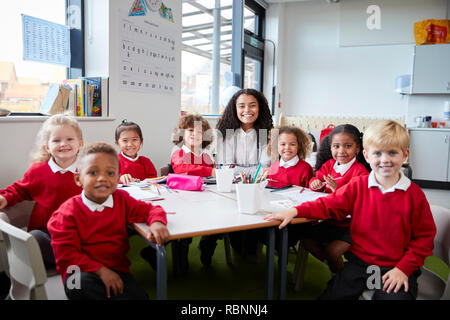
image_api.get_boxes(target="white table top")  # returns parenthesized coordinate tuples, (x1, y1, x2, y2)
(134, 185, 314, 240)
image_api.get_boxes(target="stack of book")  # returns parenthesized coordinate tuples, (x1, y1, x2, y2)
(60, 77, 109, 117)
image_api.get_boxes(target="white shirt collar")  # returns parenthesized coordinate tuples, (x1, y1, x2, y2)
(48, 157, 77, 174)
(368, 170, 411, 194)
(181, 144, 205, 157)
(121, 152, 140, 162)
(280, 155, 299, 168)
(333, 156, 356, 176)
(81, 190, 114, 212)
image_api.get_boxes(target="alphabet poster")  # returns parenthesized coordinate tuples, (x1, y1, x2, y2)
(119, 8, 177, 95)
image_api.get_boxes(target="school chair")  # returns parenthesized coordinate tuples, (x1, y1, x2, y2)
(361, 204, 450, 300)
(0, 214, 67, 300)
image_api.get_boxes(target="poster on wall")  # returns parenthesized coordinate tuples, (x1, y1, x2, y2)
(119, 0, 176, 95)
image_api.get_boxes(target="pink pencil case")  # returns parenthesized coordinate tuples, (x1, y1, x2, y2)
(166, 173, 205, 191)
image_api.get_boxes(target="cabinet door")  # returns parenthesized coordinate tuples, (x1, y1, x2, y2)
(411, 44, 450, 94)
(409, 130, 450, 181)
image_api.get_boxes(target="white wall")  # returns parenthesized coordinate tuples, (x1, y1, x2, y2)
(266, 0, 450, 126)
(0, 0, 181, 188)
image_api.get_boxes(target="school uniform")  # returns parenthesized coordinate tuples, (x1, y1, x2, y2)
(47, 189, 167, 300)
(303, 157, 369, 244)
(309, 157, 369, 194)
(295, 172, 436, 300)
(0, 158, 82, 231)
(267, 156, 313, 188)
(118, 152, 157, 181)
(170, 145, 214, 177)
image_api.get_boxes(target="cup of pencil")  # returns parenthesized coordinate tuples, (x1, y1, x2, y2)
(235, 165, 268, 214)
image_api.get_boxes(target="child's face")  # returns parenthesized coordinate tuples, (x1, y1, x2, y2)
(46, 125, 83, 167)
(116, 130, 142, 158)
(363, 145, 409, 182)
(75, 153, 119, 204)
(183, 126, 203, 151)
(236, 94, 259, 129)
(278, 133, 298, 162)
(330, 133, 360, 165)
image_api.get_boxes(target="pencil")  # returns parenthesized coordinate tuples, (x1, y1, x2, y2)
(253, 163, 262, 184)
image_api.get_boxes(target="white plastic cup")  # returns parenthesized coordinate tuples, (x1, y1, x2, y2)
(215, 167, 234, 193)
(235, 183, 264, 214)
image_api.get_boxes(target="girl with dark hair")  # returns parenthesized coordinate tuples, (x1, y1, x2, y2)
(115, 120, 157, 184)
(303, 124, 370, 273)
(199, 89, 274, 266)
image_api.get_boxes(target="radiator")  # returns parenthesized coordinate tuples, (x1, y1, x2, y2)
(279, 113, 405, 133)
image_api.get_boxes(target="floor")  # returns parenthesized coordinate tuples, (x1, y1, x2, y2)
(422, 188, 450, 208)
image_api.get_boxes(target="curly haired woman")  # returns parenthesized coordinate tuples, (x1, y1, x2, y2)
(200, 88, 274, 266)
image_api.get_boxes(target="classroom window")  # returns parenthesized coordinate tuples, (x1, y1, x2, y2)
(0, 0, 83, 113)
(181, 0, 233, 116)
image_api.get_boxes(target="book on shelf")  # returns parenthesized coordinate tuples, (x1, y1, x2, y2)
(61, 77, 109, 117)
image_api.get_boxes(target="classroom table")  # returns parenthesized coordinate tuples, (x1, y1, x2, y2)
(133, 184, 308, 300)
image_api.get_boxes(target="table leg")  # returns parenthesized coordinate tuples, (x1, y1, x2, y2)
(265, 227, 275, 300)
(155, 244, 167, 300)
(277, 227, 288, 300)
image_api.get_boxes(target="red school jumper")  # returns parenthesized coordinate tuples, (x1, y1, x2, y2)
(309, 158, 369, 227)
(170, 147, 214, 177)
(118, 153, 157, 180)
(267, 159, 313, 188)
(295, 175, 436, 276)
(309, 158, 369, 193)
(47, 189, 167, 282)
(0, 162, 82, 231)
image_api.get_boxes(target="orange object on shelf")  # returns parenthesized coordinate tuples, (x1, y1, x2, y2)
(414, 19, 450, 45)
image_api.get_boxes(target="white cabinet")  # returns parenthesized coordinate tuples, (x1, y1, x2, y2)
(411, 44, 450, 94)
(409, 129, 450, 181)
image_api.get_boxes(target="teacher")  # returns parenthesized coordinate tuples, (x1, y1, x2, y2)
(199, 89, 274, 266)
(215, 88, 274, 176)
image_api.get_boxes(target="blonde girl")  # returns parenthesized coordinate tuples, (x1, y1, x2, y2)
(0, 114, 84, 266)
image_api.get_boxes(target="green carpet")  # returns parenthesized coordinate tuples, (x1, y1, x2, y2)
(128, 235, 449, 300)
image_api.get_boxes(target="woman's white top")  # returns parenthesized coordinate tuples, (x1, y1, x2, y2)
(215, 127, 271, 176)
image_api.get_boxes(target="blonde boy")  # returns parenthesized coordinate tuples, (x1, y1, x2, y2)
(265, 120, 436, 300)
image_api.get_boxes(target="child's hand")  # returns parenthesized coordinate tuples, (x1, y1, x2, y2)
(323, 174, 338, 192)
(0, 195, 7, 210)
(120, 174, 136, 185)
(264, 208, 298, 229)
(310, 179, 324, 191)
(94, 266, 124, 298)
(147, 221, 170, 246)
(382, 267, 409, 294)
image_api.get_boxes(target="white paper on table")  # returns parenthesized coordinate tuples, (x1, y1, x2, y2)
(276, 188, 328, 206)
(120, 186, 163, 201)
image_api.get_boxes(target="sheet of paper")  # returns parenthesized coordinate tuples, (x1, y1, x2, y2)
(22, 14, 70, 67)
(119, 186, 163, 201)
(278, 188, 328, 206)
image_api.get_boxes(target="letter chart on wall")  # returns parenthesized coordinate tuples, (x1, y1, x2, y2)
(119, 6, 177, 95)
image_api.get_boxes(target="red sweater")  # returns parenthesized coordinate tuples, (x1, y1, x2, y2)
(47, 189, 167, 282)
(309, 158, 369, 193)
(118, 153, 157, 181)
(267, 159, 313, 188)
(0, 162, 82, 231)
(170, 148, 214, 177)
(295, 176, 436, 276)
(310, 158, 369, 227)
